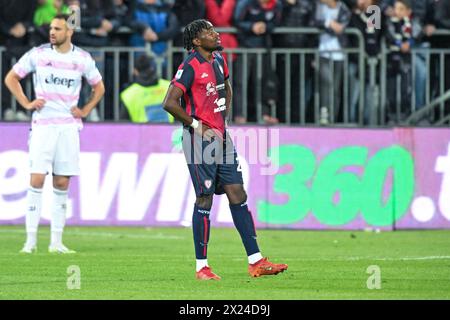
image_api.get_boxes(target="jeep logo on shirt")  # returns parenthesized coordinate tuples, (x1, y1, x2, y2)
(45, 73, 75, 88)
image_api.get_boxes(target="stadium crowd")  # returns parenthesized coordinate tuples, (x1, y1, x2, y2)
(1, 0, 450, 125)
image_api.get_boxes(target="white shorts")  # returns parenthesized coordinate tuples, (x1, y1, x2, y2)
(28, 125, 80, 176)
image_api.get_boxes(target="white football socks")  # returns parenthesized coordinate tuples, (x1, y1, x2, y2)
(196, 254, 263, 271)
(25, 187, 43, 247)
(51, 188, 68, 246)
(196, 259, 209, 272)
(248, 252, 263, 265)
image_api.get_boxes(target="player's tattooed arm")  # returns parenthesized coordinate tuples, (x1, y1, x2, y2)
(4, 70, 45, 111)
(71, 80, 105, 118)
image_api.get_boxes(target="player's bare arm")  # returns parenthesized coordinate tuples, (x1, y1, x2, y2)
(71, 80, 105, 118)
(163, 85, 213, 137)
(4, 70, 45, 111)
(163, 86, 219, 141)
(163, 85, 197, 126)
(224, 79, 232, 123)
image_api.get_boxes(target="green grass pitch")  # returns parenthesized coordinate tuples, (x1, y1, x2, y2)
(0, 226, 449, 300)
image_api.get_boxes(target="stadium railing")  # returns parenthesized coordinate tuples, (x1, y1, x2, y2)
(405, 89, 450, 125)
(1, 27, 450, 127)
(167, 27, 366, 126)
(379, 29, 450, 126)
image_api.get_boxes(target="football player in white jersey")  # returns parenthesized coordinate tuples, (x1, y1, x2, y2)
(4, 14, 105, 254)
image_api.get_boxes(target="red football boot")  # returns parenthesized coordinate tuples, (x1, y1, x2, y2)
(248, 258, 288, 277)
(196, 266, 221, 280)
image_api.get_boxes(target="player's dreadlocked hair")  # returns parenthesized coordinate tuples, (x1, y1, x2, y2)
(183, 19, 211, 51)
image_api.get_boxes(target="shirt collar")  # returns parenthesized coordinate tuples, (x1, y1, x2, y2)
(194, 50, 215, 64)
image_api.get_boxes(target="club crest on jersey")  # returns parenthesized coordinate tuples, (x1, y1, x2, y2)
(204, 180, 212, 189)
(206, 82, 217, 96)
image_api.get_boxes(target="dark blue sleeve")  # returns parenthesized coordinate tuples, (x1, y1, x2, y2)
(171, 62, 195, 93)
(214, 53, 229, 80)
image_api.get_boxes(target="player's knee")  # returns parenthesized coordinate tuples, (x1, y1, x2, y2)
(53, 183, 69, 191)
(196, 195, 213, 209)
(30, 181, 45, 189)
(53, 177, 70, 190)
(226, 185, 247, 205)
(30, 176, 45, 189)
(240, 191, 248, 204)
(234, 190, 247, 205)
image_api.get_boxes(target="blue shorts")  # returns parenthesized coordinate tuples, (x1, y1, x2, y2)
(182, 127, 243, 197)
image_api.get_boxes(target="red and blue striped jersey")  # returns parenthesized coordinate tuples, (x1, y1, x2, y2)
(171, 50, 229, 133)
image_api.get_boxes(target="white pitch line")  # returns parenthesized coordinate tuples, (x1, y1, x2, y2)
(66, 230, 185, 240)
(330, 256, 450, 261)
(1, 230, 449, 260)
(231, 256, 450, 262)
(343, 256, 450, 261)
(375, 256, 450, 261)
(0, 229, 185, 240)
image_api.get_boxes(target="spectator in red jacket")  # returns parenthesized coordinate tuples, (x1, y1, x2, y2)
(205, 0, 238, 62)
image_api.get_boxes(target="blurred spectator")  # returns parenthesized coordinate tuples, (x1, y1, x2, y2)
(314, 0, 351, 124)
(381, 0, 435, 26)
(380, 0, 394, 17)
(33, 0, 71, 45)
(34, 0, 70, 26)
(120, 54, 173, 122)
(172, 0, 205, 72)
(348, 0, 384, 124)
(0, 0, 36, 52)
(0, 0, 37, 118)
(434, 0, 450, 29)
(382, 0, 435, 115)
(349, 0, 383, 65)
(205, 0, 238, 63)
(433, 0, 450, 115)
(342, 0, 357, 7)
(130, 0, 179, 57)
(277, 0, 316, 48)
(173, 0, 205, 27)
(385, 0, 424, 124)
(413, 0, 436, 113)
(108, 0, 156, 118)
(69, 0, 116, 47)
(69, 0, 118, 121)
(412, 0, 435, 112)
(109, 0, 153, 46)
(234, 0, 282, 50)
(233, 0, 282, 124)
(275, 0, 317, 123)
(172, 0, 205, 30)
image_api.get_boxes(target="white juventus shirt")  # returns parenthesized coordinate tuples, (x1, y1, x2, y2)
(13, 43, 102, 128)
